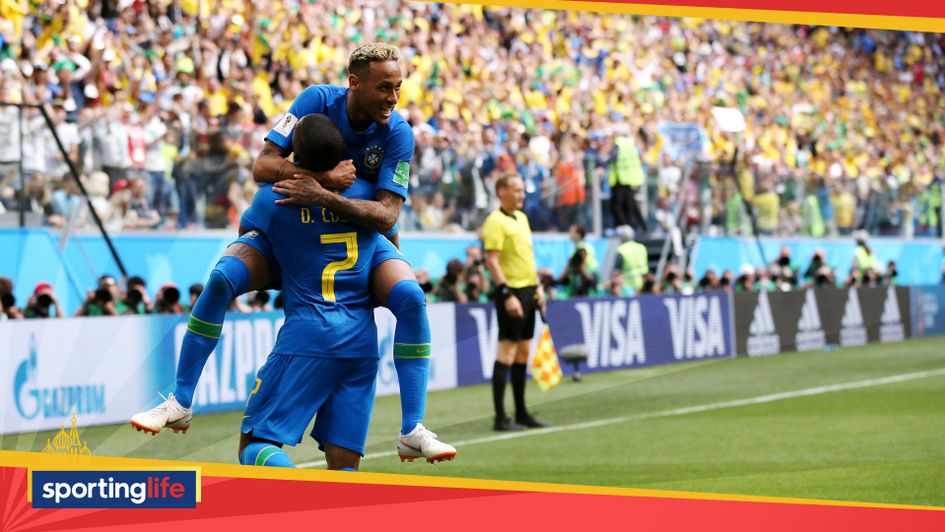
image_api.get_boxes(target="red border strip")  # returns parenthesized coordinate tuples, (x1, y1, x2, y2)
(4, 466, 945, 530)
(575, 0, 945, 19)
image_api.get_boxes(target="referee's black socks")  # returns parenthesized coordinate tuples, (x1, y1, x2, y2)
(492, 361, 511, 420)
(510, 362, 529, 420)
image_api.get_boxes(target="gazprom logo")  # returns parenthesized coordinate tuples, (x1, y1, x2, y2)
(14, 337, 39, 419)
(13, 335, 106, 421)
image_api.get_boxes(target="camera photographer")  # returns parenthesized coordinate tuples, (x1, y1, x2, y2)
(558, 247, 596, 298)
(434, 259, 467, 303)
(0, 277, 23, 320)
(75, 275, 123, 316)
(154, 284, 184, 314)
(123, 276, 153, 315)
(24, 282, 63, 319)
(465, 246, 491, 302)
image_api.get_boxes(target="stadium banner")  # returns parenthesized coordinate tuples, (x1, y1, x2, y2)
(735, 286, 912, 356)
(0, 316, 166, 435)
(911, 285, 945, 338)
(454, 302, 545, 386)
(455, 292, 735, 386)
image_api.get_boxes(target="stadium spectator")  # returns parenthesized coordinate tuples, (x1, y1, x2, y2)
(24, 281, 62, 318)
(125, 176, 161, 229)
(0, 3, 942, 238)
(47, 174, 82, 227)
(753, 182, 780, 236)
(553, 141, 586, 230)
(482, 173, 548, 431)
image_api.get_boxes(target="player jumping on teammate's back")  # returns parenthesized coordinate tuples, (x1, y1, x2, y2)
(131, 43, 455, 464)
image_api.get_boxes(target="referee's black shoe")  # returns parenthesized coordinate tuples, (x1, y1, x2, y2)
(494, 417, 527, 431)
(516, 414, 551, 429)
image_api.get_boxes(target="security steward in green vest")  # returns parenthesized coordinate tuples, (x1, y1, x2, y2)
(608, 135, 648, 234)
(613, 225, 649, 294)
(852, 230, 879, 276)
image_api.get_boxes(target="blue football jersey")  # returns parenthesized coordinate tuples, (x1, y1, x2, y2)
(265, 85, 414, 202)
(242, 184, 379, 358)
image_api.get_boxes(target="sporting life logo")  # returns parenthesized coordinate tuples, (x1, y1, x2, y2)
(14, 335, 106, 421)
(840, 288, 867, 347)
(795, 289, 826, 352)
(747, 291, 780, 356)
(879, 286, 905, 343)
(31, 470, 199, 508)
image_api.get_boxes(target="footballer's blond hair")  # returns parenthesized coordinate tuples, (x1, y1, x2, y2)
(348, 43, 400, 76)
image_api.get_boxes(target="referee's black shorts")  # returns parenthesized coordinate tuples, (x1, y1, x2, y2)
(496, 285, 538, 341)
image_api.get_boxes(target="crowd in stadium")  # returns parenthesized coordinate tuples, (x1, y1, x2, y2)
(0, 1, 943, 238)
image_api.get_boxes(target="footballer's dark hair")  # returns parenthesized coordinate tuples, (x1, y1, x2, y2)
(291, 114, 345, 172)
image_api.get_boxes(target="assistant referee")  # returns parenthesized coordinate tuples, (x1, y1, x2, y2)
(482, 172, 550, 431)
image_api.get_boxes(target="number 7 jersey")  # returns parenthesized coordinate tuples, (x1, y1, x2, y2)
(242, 184, 383, 359)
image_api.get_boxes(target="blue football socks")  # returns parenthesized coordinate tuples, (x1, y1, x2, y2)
(388, 280, 431, 435)
(240, 441, 295, 467)
(174, 256, 250, 408)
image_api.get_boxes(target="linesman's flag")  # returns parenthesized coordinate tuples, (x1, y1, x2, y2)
(531, 325, 562, 391)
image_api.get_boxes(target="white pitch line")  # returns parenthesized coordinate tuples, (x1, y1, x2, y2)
(297, 367, 945, 469)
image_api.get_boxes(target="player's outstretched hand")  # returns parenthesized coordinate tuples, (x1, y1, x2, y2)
(274, 178, 328, 206)
(322, 160, 356, 190)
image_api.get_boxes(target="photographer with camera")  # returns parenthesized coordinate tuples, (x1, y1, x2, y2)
(24, 282, 63, 319)
(434, 259, 467, 303)
(1, 277, 24, 320)
(464, 245, 490, 303)
(154, 284, 184, 314)
(557, 247, 596, 298)
(123, 276, 153, 315)
(75, 274, 124, 316)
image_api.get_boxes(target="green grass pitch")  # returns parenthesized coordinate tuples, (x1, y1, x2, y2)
(4, 337, 944, 507)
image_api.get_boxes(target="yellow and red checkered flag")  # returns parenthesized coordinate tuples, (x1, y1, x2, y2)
(531, 325, 562, 391)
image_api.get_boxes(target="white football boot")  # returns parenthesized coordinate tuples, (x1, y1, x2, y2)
(397, 424, 457, 463)
(130, 393, 193, 435)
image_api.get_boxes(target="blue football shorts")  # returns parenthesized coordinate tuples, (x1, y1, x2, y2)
(241, 354, 379, 456)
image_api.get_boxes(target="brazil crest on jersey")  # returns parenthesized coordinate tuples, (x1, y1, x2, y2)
(265, 85, 414, 202)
